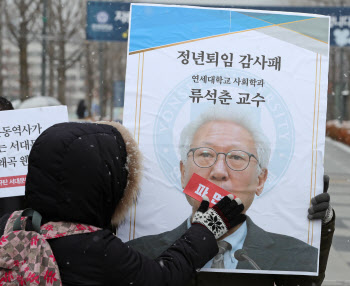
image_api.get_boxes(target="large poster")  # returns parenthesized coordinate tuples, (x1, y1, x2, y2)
(119, 4, 330, 275)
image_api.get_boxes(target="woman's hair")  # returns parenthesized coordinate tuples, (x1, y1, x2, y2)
(178, 106, 271, 174)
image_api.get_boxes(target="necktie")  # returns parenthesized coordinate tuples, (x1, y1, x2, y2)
(211, 240, 232, 269)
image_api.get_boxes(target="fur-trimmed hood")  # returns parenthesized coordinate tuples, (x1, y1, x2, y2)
(25, 122, 142, 229)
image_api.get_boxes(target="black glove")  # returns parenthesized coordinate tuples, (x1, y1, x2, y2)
(308, 175, 333, 224)
(192, 195, 246, 239)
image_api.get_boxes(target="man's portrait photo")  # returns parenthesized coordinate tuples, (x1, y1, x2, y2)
(127, 106, 318, 272)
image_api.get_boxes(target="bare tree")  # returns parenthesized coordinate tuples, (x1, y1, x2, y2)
(100, 43, 108, 119)
(85, 42, 98, 118)
(47, 37, 56, 97)
(49, 0, 84, 105)
(4, 0, 41, 101)
(46, 0, 55, 98)
(104, 42, 128, 120)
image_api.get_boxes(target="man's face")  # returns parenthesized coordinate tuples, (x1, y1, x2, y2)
(180, 120, 268, 213)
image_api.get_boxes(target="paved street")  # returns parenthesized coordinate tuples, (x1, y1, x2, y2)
(324, 138, 350, 286)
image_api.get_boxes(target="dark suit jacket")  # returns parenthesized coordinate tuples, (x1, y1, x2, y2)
(127, 216, 317, 271)
(127, 215, 335, 285)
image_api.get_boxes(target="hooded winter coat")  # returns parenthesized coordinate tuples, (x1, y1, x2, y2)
(0, 122, 218, 286)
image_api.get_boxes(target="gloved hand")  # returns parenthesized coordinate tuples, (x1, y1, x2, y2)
(192, 195, 246, 239)
(308, 175, 333, 224)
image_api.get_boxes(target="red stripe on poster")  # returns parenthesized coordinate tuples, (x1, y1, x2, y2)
(0, 175, 26, 189)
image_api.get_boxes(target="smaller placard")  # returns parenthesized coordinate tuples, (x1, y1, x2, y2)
(0, 106, 68, 198)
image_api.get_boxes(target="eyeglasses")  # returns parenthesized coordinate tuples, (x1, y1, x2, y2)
(187, 147, 260, 171)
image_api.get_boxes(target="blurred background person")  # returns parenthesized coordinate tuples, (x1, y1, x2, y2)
(76, 99, 86, 119)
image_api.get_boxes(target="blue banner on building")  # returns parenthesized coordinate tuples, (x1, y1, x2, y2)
(86, 1, 130, 42)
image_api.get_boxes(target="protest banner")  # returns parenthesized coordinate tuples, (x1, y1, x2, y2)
(119, 4, 330, 275)
(0, 106, 68, 198)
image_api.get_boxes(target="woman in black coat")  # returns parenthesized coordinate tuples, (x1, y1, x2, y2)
(0, 121, 244, 286)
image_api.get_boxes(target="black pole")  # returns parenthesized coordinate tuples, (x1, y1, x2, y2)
(41, 0, 48, 97)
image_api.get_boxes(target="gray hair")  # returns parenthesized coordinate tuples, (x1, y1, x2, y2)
(178, 106, 271, 174)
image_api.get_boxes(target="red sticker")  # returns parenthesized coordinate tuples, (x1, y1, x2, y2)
(0, 175, 26, 189)
(183, 173, 235, 208)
